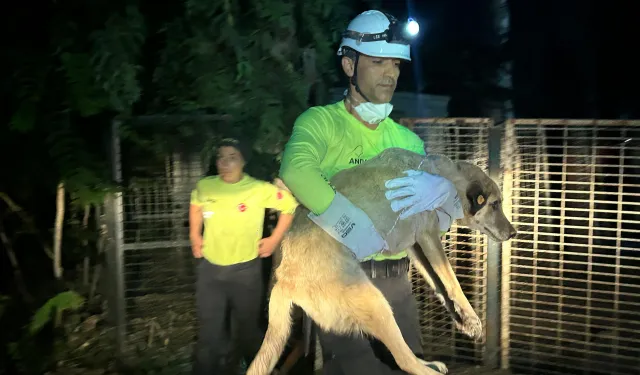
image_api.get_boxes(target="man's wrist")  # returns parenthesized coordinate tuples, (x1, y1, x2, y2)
(267, 233, 282, 243)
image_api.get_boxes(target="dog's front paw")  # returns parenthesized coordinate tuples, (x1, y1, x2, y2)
(454, 304, 483, 341)
(419, 359, 448, 374)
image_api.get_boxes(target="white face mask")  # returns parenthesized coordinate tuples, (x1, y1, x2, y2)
(345, 90, 393, 125)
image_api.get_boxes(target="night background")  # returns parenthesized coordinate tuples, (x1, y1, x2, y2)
(1, 0, 639, 374)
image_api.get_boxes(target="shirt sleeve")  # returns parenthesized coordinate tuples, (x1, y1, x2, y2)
(260, 182, 299, 215)
(279, 108, 336, 215)
(190, 188, 203, 207)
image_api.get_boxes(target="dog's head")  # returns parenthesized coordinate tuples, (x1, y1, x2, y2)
(454, 161, 517, 242)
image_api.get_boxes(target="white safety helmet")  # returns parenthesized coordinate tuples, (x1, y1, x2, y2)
(337, 10, 419, 62)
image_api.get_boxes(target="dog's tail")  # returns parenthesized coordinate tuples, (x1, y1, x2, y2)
(247, 282, 294, 375)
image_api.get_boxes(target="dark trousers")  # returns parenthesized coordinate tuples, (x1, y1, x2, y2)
(317, 261, 423, 375)
(193, 258, 265, 375)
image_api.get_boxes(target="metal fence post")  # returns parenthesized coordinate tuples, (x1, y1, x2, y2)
(105, 119, 127, 361)
(500, 120, 516, 371)
(484, 122, 503, 368)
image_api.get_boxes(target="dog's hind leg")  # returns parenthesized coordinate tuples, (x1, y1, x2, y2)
(414, 222, 483, 341)
(247, 282, 293, 375)
(302, 280, 447, 375)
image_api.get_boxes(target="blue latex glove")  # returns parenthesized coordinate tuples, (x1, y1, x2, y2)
(384, 170, 460, 221)
(308, 192, 389, 260)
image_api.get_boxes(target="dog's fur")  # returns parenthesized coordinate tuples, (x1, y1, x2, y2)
(247, 148, 517, 375)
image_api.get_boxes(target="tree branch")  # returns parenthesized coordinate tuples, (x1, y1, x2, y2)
(0, 220, 34, 304)
(0, 192, 54, 259)
(53, 182, 66, 280)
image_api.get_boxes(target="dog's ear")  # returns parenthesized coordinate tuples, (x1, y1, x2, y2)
(466, 182, 487, 216)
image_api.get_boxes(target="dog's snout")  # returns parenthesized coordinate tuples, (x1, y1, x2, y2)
(508, 227, 517, 240)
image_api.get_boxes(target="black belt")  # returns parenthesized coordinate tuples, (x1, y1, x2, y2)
(360, 257, 410, 279)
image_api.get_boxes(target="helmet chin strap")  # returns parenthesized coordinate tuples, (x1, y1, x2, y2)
(347, 51, 374, 103)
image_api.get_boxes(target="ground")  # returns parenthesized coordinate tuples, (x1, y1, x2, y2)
(44, 290, 515, 375)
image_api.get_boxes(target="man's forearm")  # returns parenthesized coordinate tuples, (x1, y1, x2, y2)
(270, 213, 294, 242)
(280, 164, 335, 216)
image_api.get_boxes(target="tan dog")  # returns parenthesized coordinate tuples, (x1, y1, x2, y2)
(248, 148, 517, 375)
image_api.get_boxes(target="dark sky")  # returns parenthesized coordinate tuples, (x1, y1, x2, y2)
(371, 0, 500, 95)
(509, 0, 639, 119)
(370, 0, 640, 119)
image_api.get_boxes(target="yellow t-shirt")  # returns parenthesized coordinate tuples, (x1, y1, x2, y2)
(190, 174, 298, 266)
(280, 100, 426, 261)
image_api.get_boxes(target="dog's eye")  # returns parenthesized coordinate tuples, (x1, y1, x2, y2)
(477, 195, 485, 205)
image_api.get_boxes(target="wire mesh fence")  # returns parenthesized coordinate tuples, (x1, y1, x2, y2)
(103, 116, 640, 375)
(502, 119, 640, 375)
(403, 118, 494, 366)
(105, 117, 226, 372)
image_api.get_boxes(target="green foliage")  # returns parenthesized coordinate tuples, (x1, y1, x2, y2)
(29, 291, 85, 336)
(59, 52, 111, 117)
(10, 101, 39, 132)
(0, 294, 10, 320)
(153, 0, 352, 154)
(6, 0, 352, 209)
(47, 120, 117, 207)
(4, 291, 85, 374)
(7, 339, 56, 375)
(5, 2, 147, 208)
(90, 5, 147, 113)
(8, 56, 51, 132)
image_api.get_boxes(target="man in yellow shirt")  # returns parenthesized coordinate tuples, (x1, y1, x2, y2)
(279, 10, 461, 375)
(189, 137, 298, 375)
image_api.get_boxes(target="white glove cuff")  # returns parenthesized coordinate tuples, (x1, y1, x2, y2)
(308, 192, 388, 259)
(308, 192, 361, 240)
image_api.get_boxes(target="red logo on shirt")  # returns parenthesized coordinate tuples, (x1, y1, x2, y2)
(277, 191, 283, 200)
(238, 203, 247, 212)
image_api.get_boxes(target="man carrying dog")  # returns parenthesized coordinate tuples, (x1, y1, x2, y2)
(279, 9, 462, 375)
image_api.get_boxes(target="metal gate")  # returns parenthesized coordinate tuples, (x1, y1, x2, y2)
(502, 119, 640, 375)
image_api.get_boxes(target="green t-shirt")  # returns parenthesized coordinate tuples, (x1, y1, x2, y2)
(190, 174, 298, 266)
(279, 100, 426, 261)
